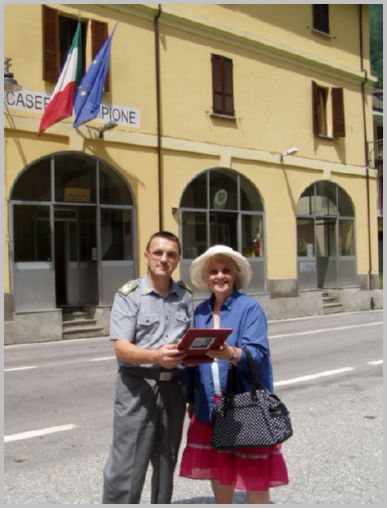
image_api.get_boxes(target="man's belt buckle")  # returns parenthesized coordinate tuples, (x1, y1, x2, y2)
(159, 371, 172, 381)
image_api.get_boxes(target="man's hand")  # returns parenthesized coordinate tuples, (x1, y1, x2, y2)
(154, 343, 186, 369)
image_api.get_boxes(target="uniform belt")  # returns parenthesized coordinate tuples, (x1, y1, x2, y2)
(120, 366, 184, 381)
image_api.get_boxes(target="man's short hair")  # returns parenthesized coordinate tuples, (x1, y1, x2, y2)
(146, 231, 181, 255)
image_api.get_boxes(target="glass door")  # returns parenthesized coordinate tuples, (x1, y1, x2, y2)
(316, 218, 337, 288)
(54, 206, 98, 307)
(55, 207, 79, 306)
(297, 218, 317, 289)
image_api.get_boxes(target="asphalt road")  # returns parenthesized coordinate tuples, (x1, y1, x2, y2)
(4, 309, 383, 504)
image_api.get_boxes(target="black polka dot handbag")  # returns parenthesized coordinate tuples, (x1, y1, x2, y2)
(211, 348, 293, 450)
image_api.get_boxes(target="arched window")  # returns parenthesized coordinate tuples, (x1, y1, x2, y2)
(10, 153, 136, 311)
(296, 180, 356, 288)
(179, 168, 265, 291)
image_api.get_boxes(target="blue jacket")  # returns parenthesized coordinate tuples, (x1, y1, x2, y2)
(186, 289, 273, 424)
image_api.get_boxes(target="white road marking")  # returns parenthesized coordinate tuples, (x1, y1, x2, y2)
(89, 356, 115, 362)
(5, 336, 110, 348)
(274, 367, 355, 387)
(5, 320, 382, 374)
(267, 309, 383, 324)
(4, 424, 78, 443)
(4, 359, 380, 442)
(270, 321, 382, 339)
(4, 310, 382, 349)
(4, 366, 37, 372)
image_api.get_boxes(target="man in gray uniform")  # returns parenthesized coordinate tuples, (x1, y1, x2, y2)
(103, 231, 193, 504)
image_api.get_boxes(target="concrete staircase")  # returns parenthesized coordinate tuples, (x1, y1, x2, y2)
(322, 290, 343, 315)
(62, 307, 105, 339)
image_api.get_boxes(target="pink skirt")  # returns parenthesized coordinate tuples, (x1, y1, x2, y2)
(179, 414, 289, 491)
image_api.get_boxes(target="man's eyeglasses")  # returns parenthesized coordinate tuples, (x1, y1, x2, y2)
(148, 249, 179, 261)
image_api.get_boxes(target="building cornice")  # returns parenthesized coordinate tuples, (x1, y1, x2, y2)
(4, 111, 377, 179)
(106, 3, 376, 88)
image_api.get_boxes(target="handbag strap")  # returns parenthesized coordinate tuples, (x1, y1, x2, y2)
(244, 347, 263, 390)
(224, 347, 263, 401)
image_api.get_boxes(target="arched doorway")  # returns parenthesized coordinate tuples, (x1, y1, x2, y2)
(179, 168, 265, 291)
(9, 152, 136, 312)
(296, 180, 356, 289)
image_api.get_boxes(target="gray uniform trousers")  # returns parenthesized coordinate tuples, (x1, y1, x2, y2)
(103, 368, 187, 504)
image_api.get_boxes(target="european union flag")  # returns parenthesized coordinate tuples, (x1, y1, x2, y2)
(73, 27, 116, 128)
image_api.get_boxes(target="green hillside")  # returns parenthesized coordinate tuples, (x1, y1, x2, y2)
(369, 4, 383, 86)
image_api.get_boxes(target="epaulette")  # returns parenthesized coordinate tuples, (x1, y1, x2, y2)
(177, 280, 193, 294)
(118, 279, 139, 296)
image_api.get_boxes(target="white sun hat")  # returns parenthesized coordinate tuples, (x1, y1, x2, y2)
(189, 245, 252, 291)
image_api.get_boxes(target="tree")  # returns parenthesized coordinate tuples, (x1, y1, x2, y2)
(369, 4, 383, 86)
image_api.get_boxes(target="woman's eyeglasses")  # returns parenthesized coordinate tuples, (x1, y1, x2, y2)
(208, 267, 233, 275)
(148, 249, 179, 260)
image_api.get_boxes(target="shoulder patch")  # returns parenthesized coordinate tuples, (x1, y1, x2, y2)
(177, 280, 193, 294)
(118, 279, 139, 296)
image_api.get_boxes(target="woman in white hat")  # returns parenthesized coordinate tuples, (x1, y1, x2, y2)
(179, 245, 289, 504)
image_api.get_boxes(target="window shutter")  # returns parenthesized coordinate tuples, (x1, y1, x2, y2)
(313, 5, 329, 34)
(332, 88, 345, 138)
(211, 54, 234, 116)
(224, 58, 234, 116)
(312, 81, 320, 136)
(42, 5, 60, 83)
(91, 20, 110, 92)
(212, 54, 223, 114)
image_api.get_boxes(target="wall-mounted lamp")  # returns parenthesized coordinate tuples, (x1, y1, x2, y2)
(98, 120, 118, 139)
(4, 57, 22, 92)
(280, 146, 299, 163)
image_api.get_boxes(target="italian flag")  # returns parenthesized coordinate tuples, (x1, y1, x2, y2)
(39, 22, 82, 134)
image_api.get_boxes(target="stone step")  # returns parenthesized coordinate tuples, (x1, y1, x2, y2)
(323, 302, 343, 315)
(322, 296, 339, 304)
(63, 318, 97, 328)
(63, 325, 105, 339)
(62, 312, 91, 322)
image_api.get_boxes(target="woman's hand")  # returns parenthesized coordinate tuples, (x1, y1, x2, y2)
(207, 345, 241, 364)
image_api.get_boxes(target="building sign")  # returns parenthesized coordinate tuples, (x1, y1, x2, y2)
(5, 89, 140, 128)
(64, 187, 91, 203)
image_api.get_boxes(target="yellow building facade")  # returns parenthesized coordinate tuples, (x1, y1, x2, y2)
(4, 4, 382, 343)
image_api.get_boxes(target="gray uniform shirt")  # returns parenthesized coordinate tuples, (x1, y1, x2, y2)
(110, 275, 193, 368)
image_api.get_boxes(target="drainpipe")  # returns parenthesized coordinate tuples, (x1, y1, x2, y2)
(154, 4, 163, 231)
(359, 4, 373, 290)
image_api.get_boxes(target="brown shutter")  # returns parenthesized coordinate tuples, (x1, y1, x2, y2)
(42, 5, 60, 83)
(312, 81, 320, 136)
(224, 58, 234, 116)
(91, 20, 110, 92)
(211, 54, 234, 116)
(313, 5, 330, 34)
(212, 54, 223, 114)
(332, 87, 345, 138)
